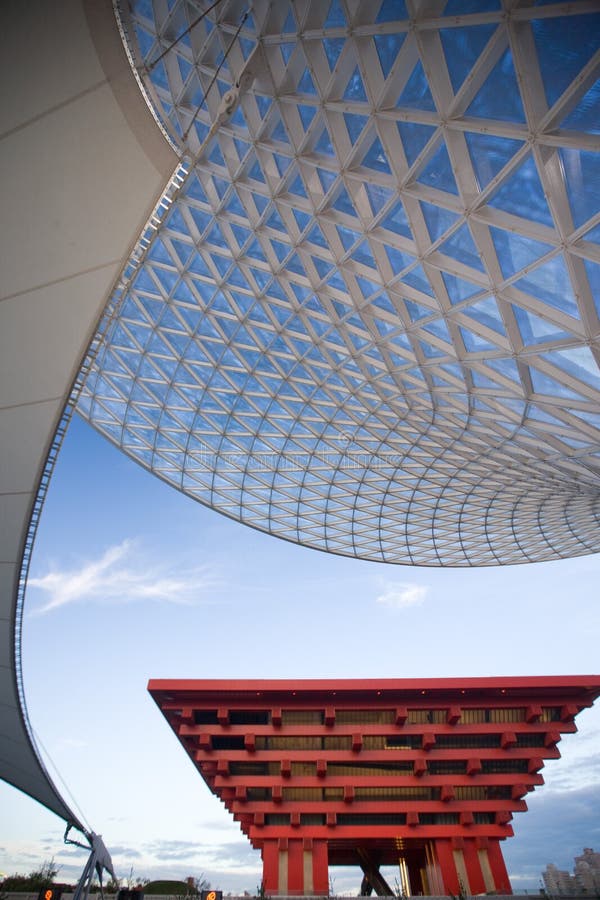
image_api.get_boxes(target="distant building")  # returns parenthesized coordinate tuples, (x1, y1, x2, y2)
(574, 849, 600, 895)
(543, 849, 600, 896)
(543, 863, 576, 896)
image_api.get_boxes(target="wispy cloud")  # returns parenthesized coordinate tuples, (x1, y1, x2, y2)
(375, 582, 428, 609)
(28, 539, 218, 615)
(142, 838, 205, 861)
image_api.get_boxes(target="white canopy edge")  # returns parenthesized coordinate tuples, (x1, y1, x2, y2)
(0, 0, 178, 828)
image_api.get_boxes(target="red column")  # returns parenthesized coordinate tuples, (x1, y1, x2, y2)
(287, 838, 305, 895)
(434, 839, 460, 894)
(262, 840, 281, 894)
(487, 841, 513, 894)
(312, 840, 329, 894)
(462, 840, 486, 895)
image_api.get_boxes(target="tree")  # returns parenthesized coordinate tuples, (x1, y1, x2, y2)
(1, 859, 60, 891)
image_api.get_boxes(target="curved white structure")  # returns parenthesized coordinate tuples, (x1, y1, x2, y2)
(0, 0, 177, 826)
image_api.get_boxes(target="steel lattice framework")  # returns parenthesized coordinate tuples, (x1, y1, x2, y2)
(79, 0, 600, 565)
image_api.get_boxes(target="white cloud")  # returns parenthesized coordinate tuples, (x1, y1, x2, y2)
(375, 582, 428, 609)
(28, 539, 218, 615)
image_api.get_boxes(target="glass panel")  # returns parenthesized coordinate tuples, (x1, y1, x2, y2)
(463, 295, 505, 334)
(298, 66, 318, 96)
(398, 60, 436, 111)
(485, 356, 520, 384)
(440, 24, 497, 94)
(488, 155, 554, 227)
(374, 33, 406, 80)
(560, 80, 600, 135)
(376, 0, 409, 22)
(397, 121, 437, 167)
(363, 135, 391, 174)
(324, 0, 346, 28)
(443, 0, 500, 12)
(442, 272, 482, 304)
(513, 305, 572, 345)
(323, 37, 345, 71)
(403, 264, 434, 296)
(353, 241, 378, 269)
(583, 259, 600, 317)
(314, 125, 336, 157)
(420, 201, 460, 242)
(532, 15, 600, 109)
(560, 148, 600, 229)
(381, 200, 412, 238)
(465, 132, 524, 191)
(365, 182, 393, 215)
(460, 326, 500, 351)
(423, 318, 451, 342)
(343, 66, 368, 102)
(513, 255, 579, 318)
(466, 48, 526, 123)
(490, 226, 553, 279)
(439, 223, 484, 271)
(406, 299, 432, 322)
(385, 245, 415, 272)
(417, 141, 459, 194)
(344, 112, 368, 144)
(298, 103, 317, 130)
(542, 346, 600, 390)
(529, 366, 587, 400)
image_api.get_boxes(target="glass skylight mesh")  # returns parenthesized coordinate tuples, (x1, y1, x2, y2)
(78, 0, 600, 565)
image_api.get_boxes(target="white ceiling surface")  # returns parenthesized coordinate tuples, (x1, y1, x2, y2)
(0, 0, 177, 826)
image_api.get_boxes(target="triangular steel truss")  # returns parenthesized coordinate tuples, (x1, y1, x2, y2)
(79, 0, 600, 565)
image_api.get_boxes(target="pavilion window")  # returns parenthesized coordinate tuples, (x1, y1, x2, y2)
(474, 812, 496, 824)
(212, 735, 245, 750)
(515, 733, 546, 747)
(489, 707, 526, 723)
(436, 734, 500, 749)
(338, 813, 408, 826)
(429, 760, 467, 775)
(281, 709, 323, 724)
(265, 814, 289, 826)
(323, 735, 352, 749)
(328, 761, 414, 775)
(385, 735, 422, 749)
(267, 735, 322, 750)
(283, 788, 324, 801)
(355, 787, 440, 801)
(193, 709, 218, 724)
(336, 708, 395, 723)
(247, 787, 270, 801)
(458, 708, 487, 724)
(324, 787, 344, 800)
(420, 813, 460, 825)
(291, 762, 316, 776)
(481, 759, 529, 773)
(301, 814, 326, 825)
(230, 709, 270, 725)
(230, 761, 272, 775)
(540, 706, 562, 722)
(407, 709, 432, 723)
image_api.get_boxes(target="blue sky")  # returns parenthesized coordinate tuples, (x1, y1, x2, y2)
(1, 414, 599, 891)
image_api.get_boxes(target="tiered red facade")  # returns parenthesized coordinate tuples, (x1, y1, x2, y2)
(149, 677, 600, 896)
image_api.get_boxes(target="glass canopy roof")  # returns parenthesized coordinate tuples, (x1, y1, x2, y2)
(79, 0, 600, 565)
